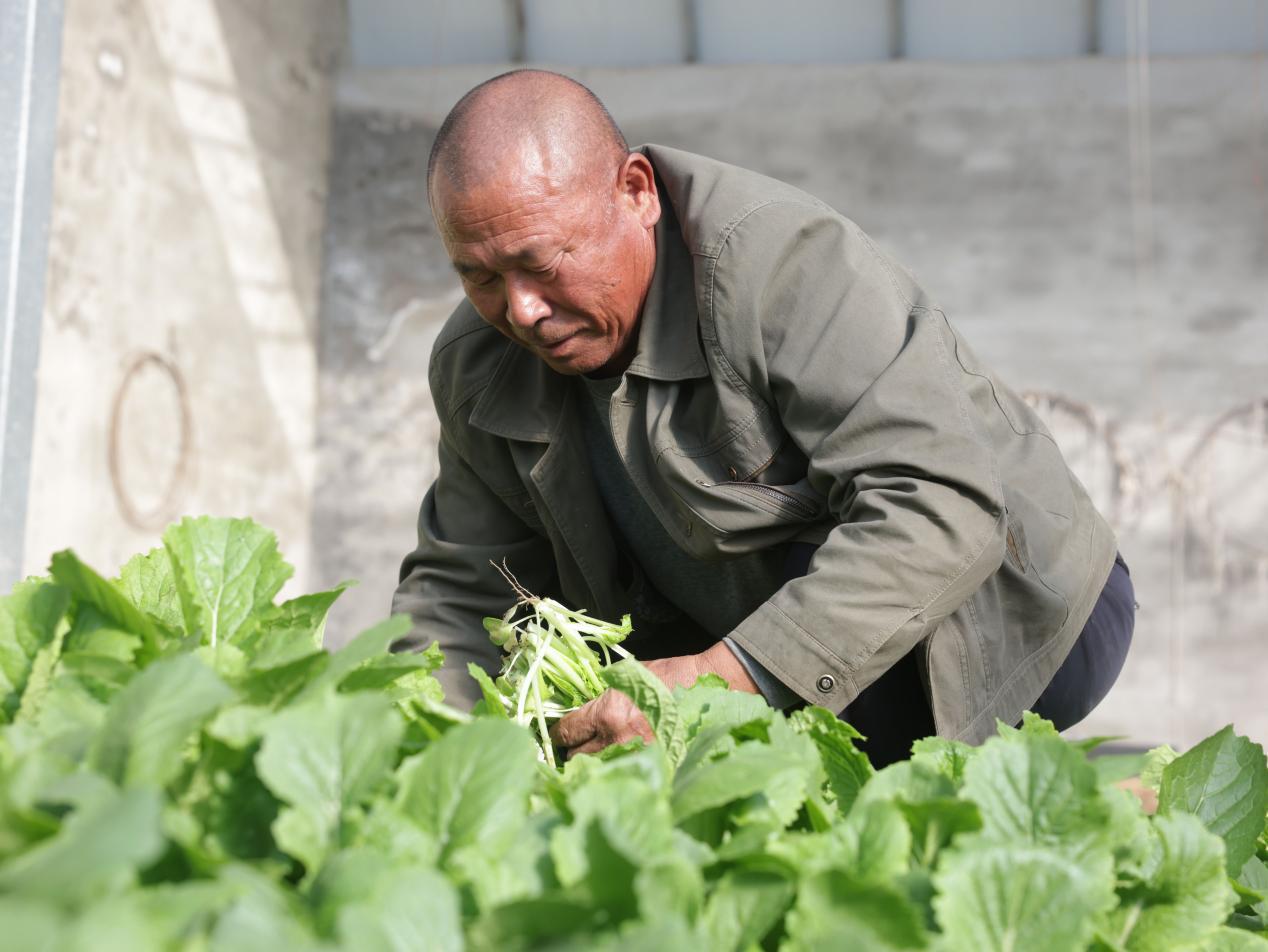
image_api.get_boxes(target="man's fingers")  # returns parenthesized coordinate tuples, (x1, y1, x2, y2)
(550, 702, 597, 749)
(551, 689, 641, 755)
(566, 737, 609, 759)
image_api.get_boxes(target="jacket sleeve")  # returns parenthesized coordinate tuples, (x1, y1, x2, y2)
(392, 420, 558, 711)
(716, 201, 1007, 714)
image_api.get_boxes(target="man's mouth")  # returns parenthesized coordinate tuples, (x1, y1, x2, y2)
(537, 332, 576, 353)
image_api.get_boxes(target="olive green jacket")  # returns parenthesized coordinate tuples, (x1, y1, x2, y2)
(393, 144, 1118, 745)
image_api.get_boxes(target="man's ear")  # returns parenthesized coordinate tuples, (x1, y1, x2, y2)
(619, 153, 661, 230)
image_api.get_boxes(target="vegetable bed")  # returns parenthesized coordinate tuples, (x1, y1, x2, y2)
(1, 517, 1266, 951)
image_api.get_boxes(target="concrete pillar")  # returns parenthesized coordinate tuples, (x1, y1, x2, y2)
(0, 0, 64, 590)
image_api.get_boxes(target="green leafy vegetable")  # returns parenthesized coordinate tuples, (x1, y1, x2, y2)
(0, 516, 1263, 950)
(1159, 726, 1268, 874)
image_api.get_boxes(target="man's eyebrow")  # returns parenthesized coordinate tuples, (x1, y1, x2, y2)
(452, 245, 554, 276)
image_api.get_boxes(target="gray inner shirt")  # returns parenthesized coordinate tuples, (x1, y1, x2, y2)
(577, 373, 799, 708)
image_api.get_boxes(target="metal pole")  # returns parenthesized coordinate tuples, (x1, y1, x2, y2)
(0, 0, 64, 590)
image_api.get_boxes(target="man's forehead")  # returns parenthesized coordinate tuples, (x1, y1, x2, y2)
(435, 174, 602, 257)
(449, 237, 558, 273)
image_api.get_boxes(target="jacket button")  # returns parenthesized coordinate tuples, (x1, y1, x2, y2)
(816, 675, 835, 693)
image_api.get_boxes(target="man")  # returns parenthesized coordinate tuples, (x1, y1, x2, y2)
(393, 69, 1135, 766)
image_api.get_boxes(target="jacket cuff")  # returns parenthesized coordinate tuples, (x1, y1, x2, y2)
(727, 600, 860, 712)
(721, 636, 802, 710)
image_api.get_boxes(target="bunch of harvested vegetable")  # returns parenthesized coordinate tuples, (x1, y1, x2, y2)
(478, 562, 634, 765)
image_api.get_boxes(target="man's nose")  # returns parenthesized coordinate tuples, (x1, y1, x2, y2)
(503, 273, 550, 332)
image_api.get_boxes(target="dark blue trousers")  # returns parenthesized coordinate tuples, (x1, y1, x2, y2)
(783, 546, 1136, 768)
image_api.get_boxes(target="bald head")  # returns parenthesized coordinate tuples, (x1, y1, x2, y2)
(426, 70, 629, 204)
(426, 70, 660, 378)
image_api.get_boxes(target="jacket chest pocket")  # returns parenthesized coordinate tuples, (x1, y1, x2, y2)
(496, 486, 547, 534)
(653, 408, 827, 549)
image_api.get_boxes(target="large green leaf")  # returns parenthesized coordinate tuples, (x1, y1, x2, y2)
(335, 867, 462, 952)
(88, 653, 232, 788)
(783, 871, 929, 951)
(1238, 855, 1268, 920)
(49, 551, 166, 660)
(238, 651, 331, 709)
(676, 680, 772, 739)
(1140, 744, 1179, 791)
(447, 812, 552, 912)
(896, 796, 982, 868)
(468, 662, 510, 719)
(554, 812, 642, 924)
(56, 893, 226, 952)
(857, 759, 957, 807)
(670, 728, 819, 823)
(933, 844, 1114, 952)
(115, 545, 184, 635)
(312, 849, 462, 952)
(635, 856, 704, 925)
(208, 866, 322, 952)
(960, 732, 1111, 855)
(338, 652, 442, 695)
(0, 785, 164, 902)
(1197, 928, 1268, 951)
(700, 868, 795, 952)
(469, 896, 601, 949)
(295, 615, 412, 701)
(177, 736, 282, 865)
(1104, 813, 1237, 951)
(0, 579, 69, 723)
(766, 798, 914, 883)
(162, 517, 293, 648)
(56, 892, 167, 952)
(549, 774, 682, 921)
(255, 690, 403, 873)
(0, 896, 62, 949)
(838, 799, 915, 882)
(603, 660, 685, 765)
(1160, 726, 1268, 874)
(790, 705, 874, 814)
(243, 582, 352, 658)
(395, 718, 538, 865)
(908, 735, 976, 788)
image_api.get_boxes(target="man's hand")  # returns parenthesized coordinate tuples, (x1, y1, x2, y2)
(549, 641, 760, 759)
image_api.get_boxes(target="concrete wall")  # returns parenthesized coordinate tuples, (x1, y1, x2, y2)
(22, 0, 344, 591)
(317, 59, 1268, 750)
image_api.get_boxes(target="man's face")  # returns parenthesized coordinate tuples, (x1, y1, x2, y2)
(432, 149, 660, 377)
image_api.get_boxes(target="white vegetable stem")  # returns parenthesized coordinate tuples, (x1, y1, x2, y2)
(485, 560, 635, 764)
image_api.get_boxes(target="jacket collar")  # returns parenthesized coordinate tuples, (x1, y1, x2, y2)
(623, 190, 709, 382)
(467, 154, 708, 443)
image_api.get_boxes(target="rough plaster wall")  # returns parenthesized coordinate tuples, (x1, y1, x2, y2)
(317, 59, 1268, 748)
(24, 0, 344, 592)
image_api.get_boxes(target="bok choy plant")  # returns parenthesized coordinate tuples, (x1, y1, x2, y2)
(1, 519, 1265, 950)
